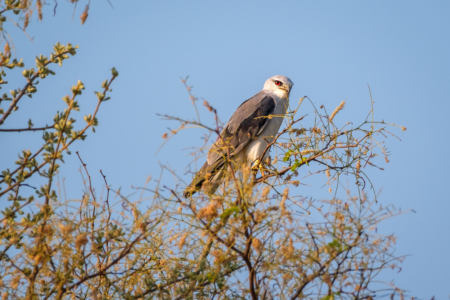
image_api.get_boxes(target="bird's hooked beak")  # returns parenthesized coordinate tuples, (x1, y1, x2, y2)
(279, 85, 291, 96)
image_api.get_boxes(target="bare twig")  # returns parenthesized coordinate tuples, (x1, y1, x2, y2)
(0, 124, 55, 132)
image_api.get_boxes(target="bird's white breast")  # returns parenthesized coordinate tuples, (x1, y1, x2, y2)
(243, 91, 289, 163)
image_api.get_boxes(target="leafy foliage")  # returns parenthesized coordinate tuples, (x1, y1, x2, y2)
(153, 81, 408, 299)
(0, 5, 410, 298)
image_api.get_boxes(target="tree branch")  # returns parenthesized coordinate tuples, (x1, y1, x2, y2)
(0, 124, 55, 132)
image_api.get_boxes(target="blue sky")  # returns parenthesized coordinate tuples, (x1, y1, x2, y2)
(1, 1, 449, 298)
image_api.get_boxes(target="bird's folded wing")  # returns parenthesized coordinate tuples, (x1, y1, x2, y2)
(207, 91, 276, 165)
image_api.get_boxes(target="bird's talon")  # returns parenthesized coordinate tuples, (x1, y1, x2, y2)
(251, 160, 260, 175)
(252, 159, 267, 177)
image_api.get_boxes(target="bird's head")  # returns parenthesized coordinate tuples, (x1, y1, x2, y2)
(263, 75, 294, 96)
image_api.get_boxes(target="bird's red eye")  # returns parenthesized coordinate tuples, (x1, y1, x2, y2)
(275, 81, 282, 86)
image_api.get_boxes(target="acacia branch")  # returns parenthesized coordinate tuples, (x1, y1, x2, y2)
(50, 232, 145, 300)
(0, 145, 46, 184)
(0, 50, 72, 126)
(165, 185, 245, 257)
(254, 132, 370, 183)
(0, 75, 117, 198)
(258, 115, 307, 163)
(0, 124, 55, 132)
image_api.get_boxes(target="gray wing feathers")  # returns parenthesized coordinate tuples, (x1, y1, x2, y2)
(226, 91, 273, 133)
(207, 91, 276, 164)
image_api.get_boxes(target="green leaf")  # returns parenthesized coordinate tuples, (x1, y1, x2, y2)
(220, 206, 239, 219)
(302, 156, 309, 166)
(283, 150, 292, 162)
(111, 67, 119, 77)
(291, 159, 301, 171)
(327, 239, 342, 251)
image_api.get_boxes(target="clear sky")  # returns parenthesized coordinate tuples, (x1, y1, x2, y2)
(1, 1, 449, 298)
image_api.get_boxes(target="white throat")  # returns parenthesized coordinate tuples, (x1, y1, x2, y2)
(271, 89, 289, 101)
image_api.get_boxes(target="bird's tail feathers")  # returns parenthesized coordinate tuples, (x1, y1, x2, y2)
(183, 160, 224, 198)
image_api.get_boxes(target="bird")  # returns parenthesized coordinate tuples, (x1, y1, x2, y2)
(183, 75, 294, 198)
